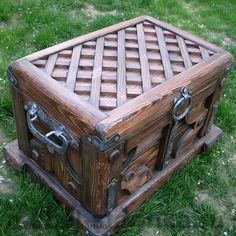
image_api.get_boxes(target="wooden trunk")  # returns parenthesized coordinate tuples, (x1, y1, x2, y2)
(4, 16, 233, 235)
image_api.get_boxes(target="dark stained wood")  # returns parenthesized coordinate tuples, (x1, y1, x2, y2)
(136, 23, 152, 92)
(117, 29, 127, 106)
(96, 51, 233, 140)
(10, 59, 107, 140)
(5, 15, 234, 236)
(66, 45, 82, 91)
(81, 138, 111, 217)
(9, 85, 31, 156)
(4, 124, 222, 235)
(198, 76, 225, 137)
(155, 26, 173, 80)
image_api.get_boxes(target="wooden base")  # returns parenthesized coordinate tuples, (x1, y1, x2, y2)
(3, 125, 222, 236)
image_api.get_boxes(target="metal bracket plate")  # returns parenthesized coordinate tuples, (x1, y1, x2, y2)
(107, 178, 118, 214)
(85, 134, 120, 152)
(7, 69, 18, 87)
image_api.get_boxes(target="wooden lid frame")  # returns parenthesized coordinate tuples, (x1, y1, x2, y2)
(9, 16, 233, 141)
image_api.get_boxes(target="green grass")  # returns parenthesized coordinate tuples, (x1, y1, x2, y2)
(0, 0, 235, 235)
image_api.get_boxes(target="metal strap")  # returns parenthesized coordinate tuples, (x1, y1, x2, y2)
(25, 102, 81, 184)
(162, 87, 192, 168)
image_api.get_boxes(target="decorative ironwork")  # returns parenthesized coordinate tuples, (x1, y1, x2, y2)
(86, 134, 120, 152)
(162, 87, 192, 168)
(25, 102, 81, 184)
(7, 69, 18, 87)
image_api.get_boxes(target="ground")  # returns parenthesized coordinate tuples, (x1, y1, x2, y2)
(0, 0, 235, 235)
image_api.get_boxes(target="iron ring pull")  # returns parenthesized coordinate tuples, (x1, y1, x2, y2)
(27, 110, 68, 155)
(172, 87, 192, 121)
(162, 87, 192, 168)
(26, 102, 81, 184)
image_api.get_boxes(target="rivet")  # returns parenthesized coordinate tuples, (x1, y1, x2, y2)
(198, 116, 205, 126)
(68, 181, 76, 192)
(114, 135, 120, 142)
(31, 149, 39, 160)
(220, 78, 227, 88)
(87, 136, 92, 143)
(109, 149, 121, 164)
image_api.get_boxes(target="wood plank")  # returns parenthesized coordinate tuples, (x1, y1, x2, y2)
(199, 46, 210, 60)
(44, 53, 58, 76)
(90, 37, 104, 108)
(155, 26, 173, 80)
(145, 16, 221, 52)
(24, 16, 146, 62)
(117, 30, 127, 106)
(9, 85, 31, 156)
(176, 36, 192, 69)
(10, 59, 107, 140)
(96, 51, 233, 140)
(136, 23, 152, 92)
(66, 45, 82, 91)
(81, 139, 112, 217)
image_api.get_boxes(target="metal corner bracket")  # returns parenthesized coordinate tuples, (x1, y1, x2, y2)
(7, 69, 18, 87)
(85, 134, 120, 152)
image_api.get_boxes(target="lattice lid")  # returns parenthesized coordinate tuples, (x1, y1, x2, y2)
(28, 16, 219, 113)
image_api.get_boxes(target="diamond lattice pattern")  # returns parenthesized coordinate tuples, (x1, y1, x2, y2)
(32, 20, 215, 113)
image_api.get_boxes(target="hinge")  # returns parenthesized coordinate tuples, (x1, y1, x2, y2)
(7, 69, 18, 87)
(85, 134, 120, 152)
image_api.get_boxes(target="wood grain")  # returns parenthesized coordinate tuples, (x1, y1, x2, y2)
(90, 37, 104, 108)
(10, 59, 107, 140)
(66, 45, 82, 91)
(155, 26, 173, 80)
(137, 23, 152, 92)
(176, 36, 192, 69)
(117, 29, 127, 105)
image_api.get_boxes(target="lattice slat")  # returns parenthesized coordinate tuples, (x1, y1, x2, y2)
(155, 26, 173, 80)
(90, 37, 104, 108)
(31, 19, 217, 114)
(199, 46, 210, 59)
(117, 30, 127, 106)
(45, 53, 58, 76)
(66, 45, 82, 91)
(137, 23, 152, 92)
(176, 36, 192, 69)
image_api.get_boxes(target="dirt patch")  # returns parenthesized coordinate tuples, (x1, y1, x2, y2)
(83, 4, 117, 18)
(0, 158, 19, 195)
(222, 37, 236, 46)
(195, 190, 235, 229)
(141, 225, 166, 236)
(0, 14, 18, 30)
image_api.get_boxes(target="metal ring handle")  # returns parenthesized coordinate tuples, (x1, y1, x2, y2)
(26, 104, 68, 155)
(172, 87, 192, 121)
